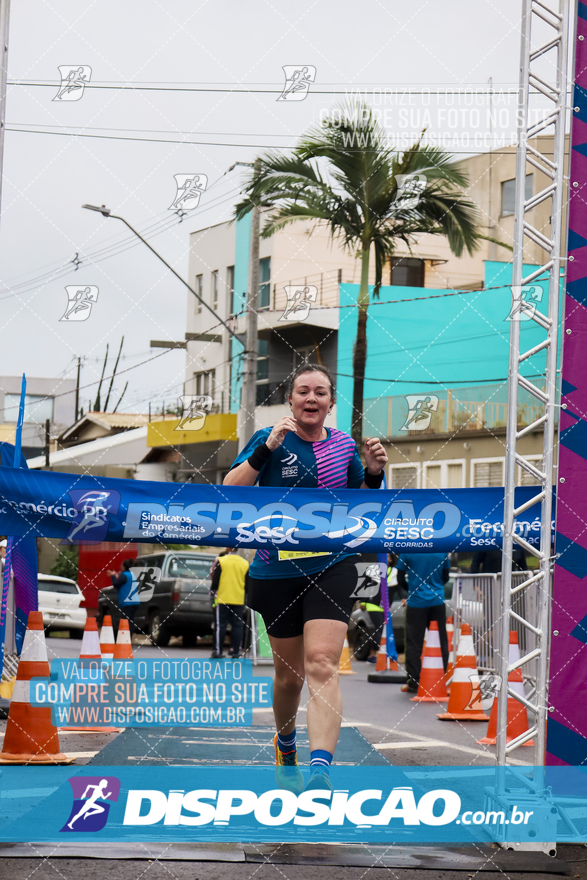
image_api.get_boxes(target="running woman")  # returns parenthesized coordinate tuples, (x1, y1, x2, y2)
(224, 364, 387, 792)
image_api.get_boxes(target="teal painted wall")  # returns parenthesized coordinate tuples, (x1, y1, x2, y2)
(336, 261, 560, 435)
(230, 214, 251, 413)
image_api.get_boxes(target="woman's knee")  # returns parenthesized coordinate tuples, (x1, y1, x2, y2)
(274, 662, 305, 693)
(305, 649, 339, 685)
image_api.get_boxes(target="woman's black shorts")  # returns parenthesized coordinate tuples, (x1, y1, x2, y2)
(247, 556, 359, 639)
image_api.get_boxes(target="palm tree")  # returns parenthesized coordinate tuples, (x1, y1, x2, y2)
(235, 101, 483, 446)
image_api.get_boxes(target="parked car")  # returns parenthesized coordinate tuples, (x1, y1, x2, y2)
(348, 575, 457, 661)
(97, 551, 217, 646)
(38, 573, 87, 638)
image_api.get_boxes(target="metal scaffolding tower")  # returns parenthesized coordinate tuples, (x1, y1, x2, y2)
(499, 0, 571, 765)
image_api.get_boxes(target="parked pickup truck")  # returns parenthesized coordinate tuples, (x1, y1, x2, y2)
(97, 551, 216, 646)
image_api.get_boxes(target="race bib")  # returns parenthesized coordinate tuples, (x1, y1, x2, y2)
(278, 550, 332, 561)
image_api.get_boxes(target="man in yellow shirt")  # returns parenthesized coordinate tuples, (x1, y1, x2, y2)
(210, 548, 249, 659)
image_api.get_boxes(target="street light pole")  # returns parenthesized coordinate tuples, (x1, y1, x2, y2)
(241, 157, 261, 448)
(81, 205, 242, 344)
(74, 355, 82, 421)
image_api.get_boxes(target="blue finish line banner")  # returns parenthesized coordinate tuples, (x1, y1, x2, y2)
(0, 466, 550, 553)
(0, 766, 584, 843)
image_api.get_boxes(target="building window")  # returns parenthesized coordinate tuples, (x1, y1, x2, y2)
(390, 257, 425, 287)
(422, 460, 465, 489)
(4, 394, 54, 424)
(390, 465, 418, 489)
(195, 274, 203, 314)
(255, 339, 269, 406)
(292, 345, 319, 372)
(501, 174, 533, 217)
(212, 270, 219, 311)
(259, 258, 271, 309)
(472, 459, 504, 487)
(227, 265, 235, 315)
(193, 369, 215, 397)
(257, 339, 269, 382)
(338, 269, 343, 284)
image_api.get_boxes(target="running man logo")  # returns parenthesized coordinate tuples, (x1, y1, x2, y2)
(175, 395, 213, 431)
(61, 489, 121, 545)
(279, 285, 318, 322)
(505, 285, 544, 322)
(464, 673, 501, 713)
(469, 672, 501, 711)
(395, 173, 427, 211)
(277, 66, 316, 101)
(60, 286, 99, 322)
(400, 395, 439, 432)
(131, 565, 161, 603)
(53, 66, 92, 101)
(61, 776, 120, 832)
(351, 561, 386, 599)
(169, 174, 208, 211)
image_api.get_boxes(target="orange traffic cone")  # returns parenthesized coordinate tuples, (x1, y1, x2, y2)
(374, 634, 399, 672)
(339, 638, 355, 674)
(113, 619, 134, 659)
(0, 611, 72, 764)
(437, 623, 489, 721)
(477, 632, 534, 746)
(79, 616, 101, 659)
(411, 622, 448, 702)
(445, 617, 455, 688)
(60, 616, 120, 734)
(100, 615, 115, 659)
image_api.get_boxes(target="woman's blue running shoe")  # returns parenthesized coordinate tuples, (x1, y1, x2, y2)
(303, 767, 334, 794)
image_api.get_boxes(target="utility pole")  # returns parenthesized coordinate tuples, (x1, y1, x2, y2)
(44, 419, 50, 467)
(240, 157, 261, 449)
(74, 355, 82, 421)
(0, 0, 10, 225)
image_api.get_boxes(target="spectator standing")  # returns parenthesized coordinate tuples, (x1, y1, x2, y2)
(107, 558, 140, 632)
(396, 552, 450, 693)
(470, 547, 528, 573)
(210, 548, 249, 659)
(362, 554, 401, 664)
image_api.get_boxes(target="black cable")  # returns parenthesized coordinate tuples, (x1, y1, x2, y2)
(5, 127, 545, 155)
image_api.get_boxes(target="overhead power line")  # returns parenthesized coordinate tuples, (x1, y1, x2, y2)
(7, 81, 536, 95)
(5, 127, 536, 155)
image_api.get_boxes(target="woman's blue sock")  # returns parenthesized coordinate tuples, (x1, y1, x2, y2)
(277, 728, 297, 754)
(310, 749, 333, 774)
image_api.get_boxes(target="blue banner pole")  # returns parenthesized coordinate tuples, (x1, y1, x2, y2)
(0, 374, 26, 677)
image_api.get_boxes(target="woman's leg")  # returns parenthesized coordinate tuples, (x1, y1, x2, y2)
(268, 634, 305, 736)
(303, 618, 348, 754)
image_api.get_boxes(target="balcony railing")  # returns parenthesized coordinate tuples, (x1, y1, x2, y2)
(271, 270, 341, 312)
(362, 381, 554, 439)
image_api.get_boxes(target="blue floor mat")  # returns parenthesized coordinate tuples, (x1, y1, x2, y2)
(88, 725, 390, 766)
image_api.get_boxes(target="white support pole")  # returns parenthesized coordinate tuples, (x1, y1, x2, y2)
(499, 0, 570, 773)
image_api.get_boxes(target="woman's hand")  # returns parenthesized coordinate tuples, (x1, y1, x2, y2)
(363, 437, 388, 474)
(267, 416, 299, 451)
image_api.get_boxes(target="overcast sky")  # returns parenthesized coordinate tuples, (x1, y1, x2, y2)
(0, 0, 527, 417)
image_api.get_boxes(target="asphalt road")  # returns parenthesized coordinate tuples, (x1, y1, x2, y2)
(0, 633, 574, 880)
(0, 849, 584, 880)
(22, 632, 525, 768)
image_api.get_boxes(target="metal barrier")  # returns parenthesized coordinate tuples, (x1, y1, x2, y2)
(453, 572, 538, 689)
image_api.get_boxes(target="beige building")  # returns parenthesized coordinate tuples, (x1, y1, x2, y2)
(176, 136, 561, 487)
